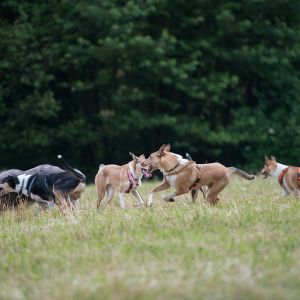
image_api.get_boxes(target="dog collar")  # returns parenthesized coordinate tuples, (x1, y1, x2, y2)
(165, 162, 180, 173)
(126, 170, 139, 193)
(26, 175, 37, 199)
(43, 176, 55, 201)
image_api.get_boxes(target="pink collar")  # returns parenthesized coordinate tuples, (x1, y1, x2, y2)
(126, 169, 139, 193)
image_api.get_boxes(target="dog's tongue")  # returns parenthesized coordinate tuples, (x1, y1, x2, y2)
(142, 169, 152, 178)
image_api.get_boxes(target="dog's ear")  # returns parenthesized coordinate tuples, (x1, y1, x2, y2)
(158, 144, 171, 157)
(270, 156, 276, 161)
(2, 175, 18, 189)
(164, 144, 171, 152)
(158, 144, 167, 157)
(129, 152, 139, 162)
(138, 154, 145, 161)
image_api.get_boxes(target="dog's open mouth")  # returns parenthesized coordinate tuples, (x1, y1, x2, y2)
(142, 167, 152, 178)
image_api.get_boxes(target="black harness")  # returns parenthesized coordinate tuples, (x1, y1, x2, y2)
(43, 176, 55, 201)
(18, 175, 55, 202)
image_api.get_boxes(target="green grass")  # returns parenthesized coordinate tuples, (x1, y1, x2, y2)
(1, 177, 300, 300)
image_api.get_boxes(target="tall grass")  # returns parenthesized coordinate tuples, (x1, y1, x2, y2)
(1, 177, 300, 300)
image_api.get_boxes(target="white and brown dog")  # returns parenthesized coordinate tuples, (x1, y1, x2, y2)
(261, 156, 300, 197)
(142, 144, 255, 206)
(95, 153, 151, 209)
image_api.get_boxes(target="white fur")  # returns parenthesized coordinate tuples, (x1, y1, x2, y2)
(269, 162, 289, 197)
(119, 192, 125, 209)
(131, 189, 144, 205)
(166, 174, 177, 188)
(175, 154, 189, 166)
(147, 192, 155, 206)
(15, 174, 31, 196)
(129, 161, 143, 186)
(73, 182, 86, 193)
(270, 162, 288, 180)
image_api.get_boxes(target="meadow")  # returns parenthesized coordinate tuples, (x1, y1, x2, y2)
(1, 177, 300, 300)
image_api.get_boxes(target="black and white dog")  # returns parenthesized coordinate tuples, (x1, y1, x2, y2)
(0, 155, 86, 210)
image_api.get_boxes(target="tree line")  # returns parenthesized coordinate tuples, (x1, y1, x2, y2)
(0, 0, 300, 180)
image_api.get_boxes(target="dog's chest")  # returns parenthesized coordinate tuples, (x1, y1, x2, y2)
(166, 175, 177, 188)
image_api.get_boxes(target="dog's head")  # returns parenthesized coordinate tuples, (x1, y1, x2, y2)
(129, 152, 152, 178)
(0, 175, 19, 194)
(142, 144, 178, 174)
(261, 156, 277, 179)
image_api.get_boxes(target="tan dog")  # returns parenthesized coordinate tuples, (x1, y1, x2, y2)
(142, 144, 255, 206)
(95, 153, 151, 209)
(261, 156, 300, 197)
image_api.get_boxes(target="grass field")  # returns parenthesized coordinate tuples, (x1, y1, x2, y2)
(1, 177, 300, 300)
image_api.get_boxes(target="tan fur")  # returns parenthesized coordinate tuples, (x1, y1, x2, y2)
(95, 154, 147, 208)
(143, 144, 255, 206)
(261, 156, 300, 197)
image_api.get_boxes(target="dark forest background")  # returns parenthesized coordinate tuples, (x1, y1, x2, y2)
(0, 0, 300, 180)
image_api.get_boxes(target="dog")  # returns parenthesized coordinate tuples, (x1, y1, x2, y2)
(261, 156, 300, 198)
(142, 144, 256, 206)
(0, 155, 86, 210)
(95, 153, 151, 209)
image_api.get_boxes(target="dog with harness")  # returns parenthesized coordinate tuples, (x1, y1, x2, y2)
(261, 156, 300, 198)
(142, 144, 256, 206)
(95, 153, 151, 209)
(0, 155, 86, 210)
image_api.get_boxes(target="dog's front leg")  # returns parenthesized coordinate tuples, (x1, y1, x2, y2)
(119, 192, 126, 209)
(131, 190, 144, 207)
(162, 188, 189, 202)
(147, 179, 170, 207)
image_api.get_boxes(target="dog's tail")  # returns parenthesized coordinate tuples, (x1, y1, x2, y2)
(228, 167, 256, 180)
(57, 155, 86, 182)
(186, 153, 193, 161)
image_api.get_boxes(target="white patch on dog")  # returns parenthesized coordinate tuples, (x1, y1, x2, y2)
(73, 182, 86, 193)
(15, 174, 30, 195)
(175, 154, 189, 166)
(166, 175, 177, 188)
(270, 163, 288, 179)
(119, 192, 125, 209)
(147, 192, 155, 206)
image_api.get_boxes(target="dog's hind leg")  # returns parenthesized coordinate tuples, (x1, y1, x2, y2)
(206, 178, 229, 205)
(105, 185, 115, 206)
(95, 176, 106, 209)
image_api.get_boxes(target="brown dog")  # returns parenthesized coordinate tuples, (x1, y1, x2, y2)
(142, 144, 255, 206)
(95, 153, 151, 209)
(261, 156, 300, 197)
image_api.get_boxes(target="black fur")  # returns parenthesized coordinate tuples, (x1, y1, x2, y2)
(26, 172, 83, 201)
(2, 176, 19, 189)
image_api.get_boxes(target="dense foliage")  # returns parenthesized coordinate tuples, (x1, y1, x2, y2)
(0, 0, 300, 179)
